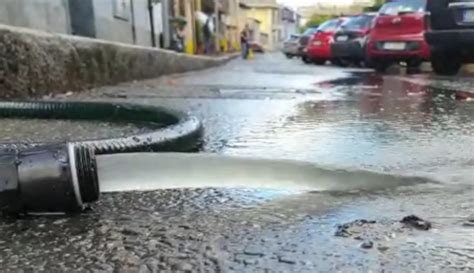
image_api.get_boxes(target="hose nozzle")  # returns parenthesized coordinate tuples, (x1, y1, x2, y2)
(0, 144, 99, 215)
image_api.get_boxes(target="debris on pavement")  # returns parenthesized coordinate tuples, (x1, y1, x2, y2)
(360, 240, 374, 249)
(335, 219, 377, 238)
(462, 218, 474, 227)
(400, 215, 432, 231)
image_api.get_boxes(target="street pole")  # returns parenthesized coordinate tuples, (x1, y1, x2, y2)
(214, 0, 220, 53)
(148, 0, 157, 47)
(162, 0, 171, 48)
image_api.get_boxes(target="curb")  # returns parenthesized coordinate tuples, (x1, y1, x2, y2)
(0, 24, 238, 99)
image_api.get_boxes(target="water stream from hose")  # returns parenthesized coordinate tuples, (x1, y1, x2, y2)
(97, 153, 435, 193)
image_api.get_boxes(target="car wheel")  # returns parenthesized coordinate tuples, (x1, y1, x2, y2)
(407, 60, 422, 74)
(332, 58, 350, 67)
(374, 61, 390, 73)
(362, 45, 375, 68)
(363, 55, 375, 69)
(353, 60, 364, 68)
(313, 58, 326, 65)
(302, 56, 312, 64)
(431, 51, 462, 76)
(286, 54, 293, 59)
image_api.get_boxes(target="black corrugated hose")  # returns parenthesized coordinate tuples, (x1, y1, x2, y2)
(0, 101, 203, 153)
(0, 101, 203, 215)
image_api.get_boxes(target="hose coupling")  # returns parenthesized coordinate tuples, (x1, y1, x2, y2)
(0, 143, 99, 215)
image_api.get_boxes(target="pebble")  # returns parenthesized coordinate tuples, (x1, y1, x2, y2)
(377, 245, 390, 252)
(278, 255, 297, 264)
(360, 241, 374, 249)
(243, 245, 265, 257)
(462, 218, 474, 227)
(400, 215, 432, 231)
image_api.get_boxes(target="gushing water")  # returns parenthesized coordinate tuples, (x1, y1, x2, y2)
(97, 153, 434, 193)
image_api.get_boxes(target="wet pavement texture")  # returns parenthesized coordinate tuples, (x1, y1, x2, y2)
(0, 119, 159, 144)
(0, 53, 473, 272)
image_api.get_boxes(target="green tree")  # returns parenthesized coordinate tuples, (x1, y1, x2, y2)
(364, 0, 385, 12)
(300, 14, 334, 32)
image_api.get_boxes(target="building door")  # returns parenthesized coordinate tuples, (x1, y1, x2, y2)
(68, 0, 96, 38)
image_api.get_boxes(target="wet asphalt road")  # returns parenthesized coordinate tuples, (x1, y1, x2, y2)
(0, 53, 473, 272)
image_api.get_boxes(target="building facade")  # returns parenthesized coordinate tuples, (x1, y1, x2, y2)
(244, 0, 281, 51)
(281, 6, 299, 41)
(0, 0, 154, 46)
(0, 0, 242, 55)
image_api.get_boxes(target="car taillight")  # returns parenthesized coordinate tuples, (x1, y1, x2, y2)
(424, 11, 432, 30)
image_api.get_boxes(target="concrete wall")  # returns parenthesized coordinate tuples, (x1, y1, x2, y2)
(282, 21, 298, 40)
(0, 0, 70, 34)
(246, 8, 271, 49)
(0, 24, 236, 99)
(0, 0, 155, 47)
(132, 0, 153, 47)
(92, 0, 134, 44)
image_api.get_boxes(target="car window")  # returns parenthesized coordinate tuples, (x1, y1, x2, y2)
(302, 28, 317, 36)
(318, 20, 339, 32)
(379, 0, 426, 15)
(341, 15, 374, 30)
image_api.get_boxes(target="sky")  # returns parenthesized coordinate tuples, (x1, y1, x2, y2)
(277, 0, 354, 8)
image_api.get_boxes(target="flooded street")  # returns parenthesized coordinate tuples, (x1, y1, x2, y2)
(0, 53, 473, 272)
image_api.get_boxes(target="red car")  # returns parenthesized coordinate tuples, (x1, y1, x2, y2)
(305, 18, 347, 65)
(366, 0, 430, 72)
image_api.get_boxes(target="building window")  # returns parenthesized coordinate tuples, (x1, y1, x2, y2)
(113, 0, 131, 21)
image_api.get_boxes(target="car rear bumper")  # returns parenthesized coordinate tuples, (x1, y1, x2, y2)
(331, 41, 364, 60)
(306, 45, 332, 60)
(367, 31, 430, 60)
(425, 29, 474, 50)
(282, 47, 300, 55)
(367, 39, 430, 61)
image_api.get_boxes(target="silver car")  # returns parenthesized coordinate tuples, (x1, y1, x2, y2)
(282, 34, 301, 59)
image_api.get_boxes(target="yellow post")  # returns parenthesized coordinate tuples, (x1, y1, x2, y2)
(184, 0, 195, 54)
(248, 48, 254, 59)
(196, 0, 202, 11)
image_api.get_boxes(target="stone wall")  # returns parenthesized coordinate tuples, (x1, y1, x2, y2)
(0, 24, 235, 99)
(0, 0, 70, 34)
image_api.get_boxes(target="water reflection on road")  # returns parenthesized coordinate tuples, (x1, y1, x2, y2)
(150, 73, 474, 185)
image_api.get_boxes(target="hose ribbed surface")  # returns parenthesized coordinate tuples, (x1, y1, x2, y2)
(0, 101, 203, 154)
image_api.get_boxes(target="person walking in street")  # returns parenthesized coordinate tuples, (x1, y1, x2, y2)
(203, 17, 213, 54)
(240, 31, 249, 59)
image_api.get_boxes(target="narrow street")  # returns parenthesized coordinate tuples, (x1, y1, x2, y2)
(1, 53, 473, 272)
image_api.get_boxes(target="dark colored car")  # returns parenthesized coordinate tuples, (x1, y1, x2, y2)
(298, 27, 319, 63)
(331, 13, 377, 67)
(306, 18, 347, 65)
(282, 34, 301, 58)
(426, 0, 474, 75)
(366, 0, 430, 72)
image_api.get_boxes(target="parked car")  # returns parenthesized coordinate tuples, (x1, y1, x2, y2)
(331, 13, 377, 67)
(282, 34, 301, 59)
(426, 0, 474, 75)
(298, 27, 319, 63)
(305, 18, 347, 65)
(366, 0, 430, 72)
